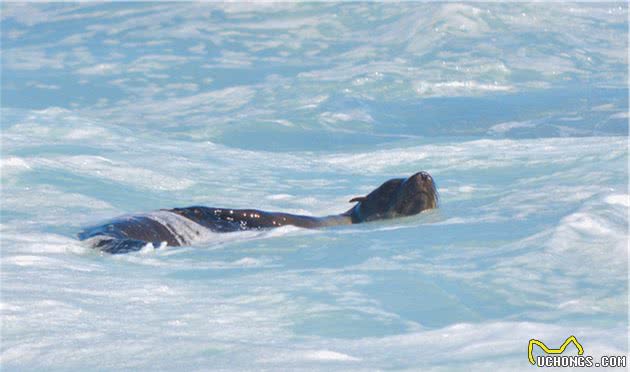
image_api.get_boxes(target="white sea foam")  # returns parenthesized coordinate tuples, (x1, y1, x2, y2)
(31, 155, 195, 191)
(145, 210, 208, 246)
(0, 156, 31, 175)
(604, 194, 629, 207)
(413, 80, 514, 97)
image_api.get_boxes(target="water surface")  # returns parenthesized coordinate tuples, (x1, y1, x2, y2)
(1, 3, 628, 370)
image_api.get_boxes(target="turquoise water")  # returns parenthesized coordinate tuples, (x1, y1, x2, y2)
(1, 3, 628, 370)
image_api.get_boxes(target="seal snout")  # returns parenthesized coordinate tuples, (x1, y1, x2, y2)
(409, 171, 433, 186)
(405, 171, 438, 210)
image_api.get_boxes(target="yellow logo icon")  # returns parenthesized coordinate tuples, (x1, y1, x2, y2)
(528, 336, 584, 365)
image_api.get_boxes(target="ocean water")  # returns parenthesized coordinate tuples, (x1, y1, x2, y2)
(1, 3, 628, 370)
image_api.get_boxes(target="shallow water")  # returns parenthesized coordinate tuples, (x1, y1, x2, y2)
(1, 3, 628, 370)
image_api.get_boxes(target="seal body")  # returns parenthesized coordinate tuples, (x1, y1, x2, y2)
(79, 172, 437, 254)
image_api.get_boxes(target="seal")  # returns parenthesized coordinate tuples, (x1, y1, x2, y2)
(78, 171, 437, 254)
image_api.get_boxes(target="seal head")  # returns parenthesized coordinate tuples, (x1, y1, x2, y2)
(348, 171, 437, 223)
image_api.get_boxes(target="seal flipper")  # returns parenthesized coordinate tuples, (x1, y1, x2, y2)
(90, 237, 157, 254)
(349, 196, 367, 203)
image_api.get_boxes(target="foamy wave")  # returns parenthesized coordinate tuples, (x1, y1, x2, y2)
(413, 80, 514, 97)
(33, 155, 195, 191)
